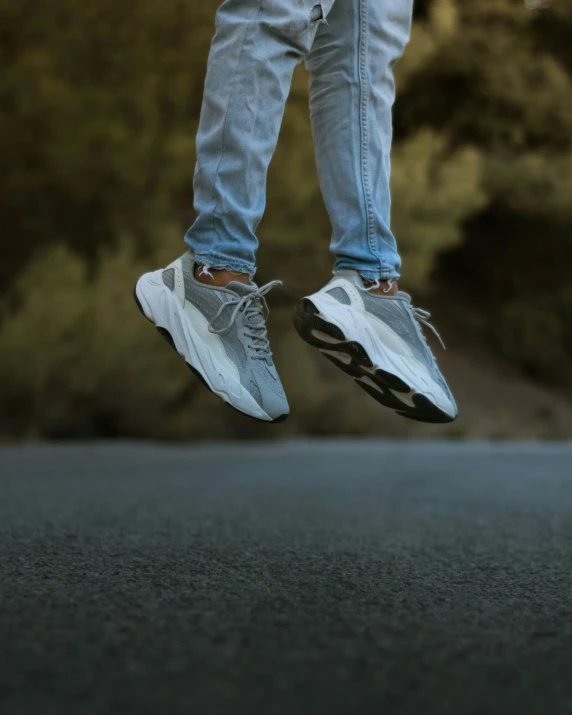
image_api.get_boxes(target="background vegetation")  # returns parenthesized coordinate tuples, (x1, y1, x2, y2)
(1, 0, 572, 440)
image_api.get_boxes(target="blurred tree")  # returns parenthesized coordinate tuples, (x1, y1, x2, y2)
(0, 0, 212, 283)
(2, 0, 572, 439)
(391, 129, 485, 287)
(397, 0, 572, 384)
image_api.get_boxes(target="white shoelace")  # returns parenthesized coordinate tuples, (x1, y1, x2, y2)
(207, 280, 282, 360)
(361, 278, 395, 294)
(411, 306, 446, 350)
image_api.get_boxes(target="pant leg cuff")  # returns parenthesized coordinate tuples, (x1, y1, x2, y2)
(334, 265, 400, 282)
(190, 251, 256, 279)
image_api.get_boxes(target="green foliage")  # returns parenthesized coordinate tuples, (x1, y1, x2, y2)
(396, 0, 572, 384)
(391, 130, 485, 286)
(0, 0, 211, 279)
(0, 235, 194, 438)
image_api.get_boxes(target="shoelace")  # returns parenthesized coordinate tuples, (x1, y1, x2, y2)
(410, 305, 446, 350)
(208, 280, 282, 360)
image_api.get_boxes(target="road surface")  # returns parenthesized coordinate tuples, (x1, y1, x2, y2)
(1, 441, 572, 714)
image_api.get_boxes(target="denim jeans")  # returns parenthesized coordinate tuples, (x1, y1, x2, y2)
(185, 0, 413, 281)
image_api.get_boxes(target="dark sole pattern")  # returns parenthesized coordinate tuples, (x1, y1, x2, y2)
(133, 286, 288, 424)
(292, 298, 454, 424)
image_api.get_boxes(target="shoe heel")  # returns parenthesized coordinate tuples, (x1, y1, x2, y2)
(292, 298, 345, 349)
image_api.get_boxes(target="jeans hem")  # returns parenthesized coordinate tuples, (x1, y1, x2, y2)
(334, 265, 400, 282)
(191, 250, 256, 278)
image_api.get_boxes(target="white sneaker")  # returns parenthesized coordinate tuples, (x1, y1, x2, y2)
(135, 251, 289, 423)
(292, 270, 457, 423)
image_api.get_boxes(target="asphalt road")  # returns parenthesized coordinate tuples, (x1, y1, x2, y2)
(1, 441, 572, 715)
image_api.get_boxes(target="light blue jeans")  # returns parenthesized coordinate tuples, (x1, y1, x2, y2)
(185, 0, 413, 282)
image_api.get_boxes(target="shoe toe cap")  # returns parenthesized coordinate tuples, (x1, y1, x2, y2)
(259, 390, 290, 422)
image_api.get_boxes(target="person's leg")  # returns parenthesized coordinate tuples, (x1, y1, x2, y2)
(186, 0, 336, 280)
(294, 1, 457, 424)
(135, 1, 337, 422)
(305, 0, 413, 284)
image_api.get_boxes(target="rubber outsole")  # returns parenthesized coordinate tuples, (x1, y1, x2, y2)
(292, 298, 455, 424)
(133, 286, 288, 424)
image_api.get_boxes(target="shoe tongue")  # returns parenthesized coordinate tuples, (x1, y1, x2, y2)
(225, 281, 257, 296)
(225, 282, 267, 344)
(395, 290, 411, 302)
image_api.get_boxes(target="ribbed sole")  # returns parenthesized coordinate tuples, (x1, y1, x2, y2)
(292, 298, 455, 424)
(133, 285, 288, 424)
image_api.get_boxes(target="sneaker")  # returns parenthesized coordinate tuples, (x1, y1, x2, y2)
(134, 251, 289, 422)
(292, 270, 457, 423)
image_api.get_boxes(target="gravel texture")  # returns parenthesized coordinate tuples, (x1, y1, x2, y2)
(1, 441, 572, 715)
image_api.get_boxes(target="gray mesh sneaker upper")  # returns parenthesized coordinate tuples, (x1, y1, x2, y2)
(330, 273, 454, 403)
(327, 287, 351, 305)
(360, 289, 453, 400)
(162, 253, 287, 416)
(162, 267, 175, 291)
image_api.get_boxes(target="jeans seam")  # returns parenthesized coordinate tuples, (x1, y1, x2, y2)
(210, 1, 264, 242)
(358, 0, 377, 271)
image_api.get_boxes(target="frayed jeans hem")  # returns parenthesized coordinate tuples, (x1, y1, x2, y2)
(189, 251, 256, 279)
(334, 266, 400, 283)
